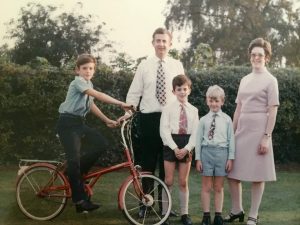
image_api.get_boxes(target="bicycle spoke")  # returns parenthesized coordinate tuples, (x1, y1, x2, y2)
(126, 205, 141, 212)
(127, 190, 142, 201)
(147, 183, 159, 196)
(150, 205, 162, 219)
(24, 173, 39, 194)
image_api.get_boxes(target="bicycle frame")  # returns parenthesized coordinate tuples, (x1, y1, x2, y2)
(16, 113, 172, 224)
(18, 113, 145, 201)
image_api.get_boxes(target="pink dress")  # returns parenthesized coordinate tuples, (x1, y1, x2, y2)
(228, 68, 279, 182)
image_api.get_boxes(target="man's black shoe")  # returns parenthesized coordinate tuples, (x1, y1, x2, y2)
(76, 200, 100, 213)
(138, 206, 150, 218)
(181, 214, 193, 225)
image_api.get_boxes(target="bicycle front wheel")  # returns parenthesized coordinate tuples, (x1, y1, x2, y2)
(120, 174, 172, 225)
(16, 165, 68, 220)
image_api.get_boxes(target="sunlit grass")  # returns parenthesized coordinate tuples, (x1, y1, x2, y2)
(1, 166, 299, 225)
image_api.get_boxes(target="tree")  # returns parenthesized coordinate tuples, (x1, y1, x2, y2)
(6, 2, 109, 67)
(110, 52, 135, 72)
(165, 0, 300, 67)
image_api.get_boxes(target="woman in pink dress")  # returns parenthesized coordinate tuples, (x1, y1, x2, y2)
(224, 38, 279, 225)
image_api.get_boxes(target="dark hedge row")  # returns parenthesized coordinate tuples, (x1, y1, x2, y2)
(0, 62, 299, 165)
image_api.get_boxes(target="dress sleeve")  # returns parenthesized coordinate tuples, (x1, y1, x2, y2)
(267, 77, 280, 106)
(235, 78, 243, 104)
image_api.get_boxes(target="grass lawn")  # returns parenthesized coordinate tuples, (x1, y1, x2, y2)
(0, 165, 299, 225)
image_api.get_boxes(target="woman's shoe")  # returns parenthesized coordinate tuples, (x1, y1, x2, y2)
(223, 211, 244, 222)
(246, 216, 258, 225)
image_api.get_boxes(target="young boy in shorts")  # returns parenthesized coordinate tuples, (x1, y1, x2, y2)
(195, 85, 235, 225)
(160, 74, 199, 225)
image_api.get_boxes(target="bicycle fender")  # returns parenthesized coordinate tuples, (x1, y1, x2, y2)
(16, 162, 70, 196)
(118, 172, 151, 210)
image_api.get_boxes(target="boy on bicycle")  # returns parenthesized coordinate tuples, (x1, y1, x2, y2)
(56, 54, 131, 213)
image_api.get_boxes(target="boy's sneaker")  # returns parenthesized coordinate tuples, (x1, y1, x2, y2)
(76, 200, 100, 213)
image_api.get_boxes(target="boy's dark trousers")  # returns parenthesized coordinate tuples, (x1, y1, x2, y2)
(57, 115, 108, 203)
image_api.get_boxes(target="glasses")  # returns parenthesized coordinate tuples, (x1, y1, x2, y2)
(250, 53, 265, 59)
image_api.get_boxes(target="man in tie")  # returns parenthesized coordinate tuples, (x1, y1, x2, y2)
(195, 85, 235, 225)
(126, 27, 184, 219)
(160, 75, 199, 225)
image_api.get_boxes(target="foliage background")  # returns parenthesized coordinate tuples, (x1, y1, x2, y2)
(0, 60, 299, 165)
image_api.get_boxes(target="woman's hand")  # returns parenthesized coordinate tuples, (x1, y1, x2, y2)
(258, 136, 270, 154)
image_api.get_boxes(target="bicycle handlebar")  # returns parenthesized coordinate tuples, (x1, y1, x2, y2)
(120, 110, 140, 155)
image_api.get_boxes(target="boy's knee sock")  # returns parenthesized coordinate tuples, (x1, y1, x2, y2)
(162, 186, 172, 215)
(179, 189, 189, 215)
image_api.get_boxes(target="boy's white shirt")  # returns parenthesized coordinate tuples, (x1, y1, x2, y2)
(160, 99, 199, 151)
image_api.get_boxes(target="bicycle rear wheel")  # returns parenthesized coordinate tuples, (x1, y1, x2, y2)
(120, 174, 171, 225)
(16, 164, 68, 220)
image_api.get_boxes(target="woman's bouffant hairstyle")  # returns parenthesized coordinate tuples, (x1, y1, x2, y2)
(76, 54, 96, 68)
(248, 38, 272, 61)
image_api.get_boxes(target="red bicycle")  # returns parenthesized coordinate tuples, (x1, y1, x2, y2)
(15, 113, 172, 225)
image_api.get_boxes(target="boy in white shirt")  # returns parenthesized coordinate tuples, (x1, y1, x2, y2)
(160, 74, 199, 225)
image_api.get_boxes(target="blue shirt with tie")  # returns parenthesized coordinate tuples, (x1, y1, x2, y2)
(195, 110, 235, 161)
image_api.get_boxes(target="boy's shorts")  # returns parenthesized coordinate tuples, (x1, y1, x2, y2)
(163, 134, 192, 163)
(201, 146, 228, 176)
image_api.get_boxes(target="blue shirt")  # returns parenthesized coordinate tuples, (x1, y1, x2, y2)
(195, 110, 235, 160)
(59, 76, 94, 117)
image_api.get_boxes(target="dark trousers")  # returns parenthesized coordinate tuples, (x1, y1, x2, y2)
(139, 112, 164, 180)
(139, 112, 165, 209)
(56, 114, 108, 202)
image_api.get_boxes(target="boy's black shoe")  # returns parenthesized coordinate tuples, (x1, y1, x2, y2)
(201, 215, 211, 225)
(213, 215, 224, 225)
(181, 214, 193, 225)
(76, 200, 100, 213)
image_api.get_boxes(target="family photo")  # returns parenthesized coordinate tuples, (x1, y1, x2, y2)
(0, 1, 299, 225)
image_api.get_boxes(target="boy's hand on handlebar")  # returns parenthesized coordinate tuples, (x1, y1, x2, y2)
(117, 114, 130, 124)
(120, 103, 135, 112)
(106, 119, 118, 128)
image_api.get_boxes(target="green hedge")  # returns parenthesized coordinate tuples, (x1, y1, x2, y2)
(0, 62, 299, 165)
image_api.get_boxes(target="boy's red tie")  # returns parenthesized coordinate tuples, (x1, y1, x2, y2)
(178, 104, 188, 134)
